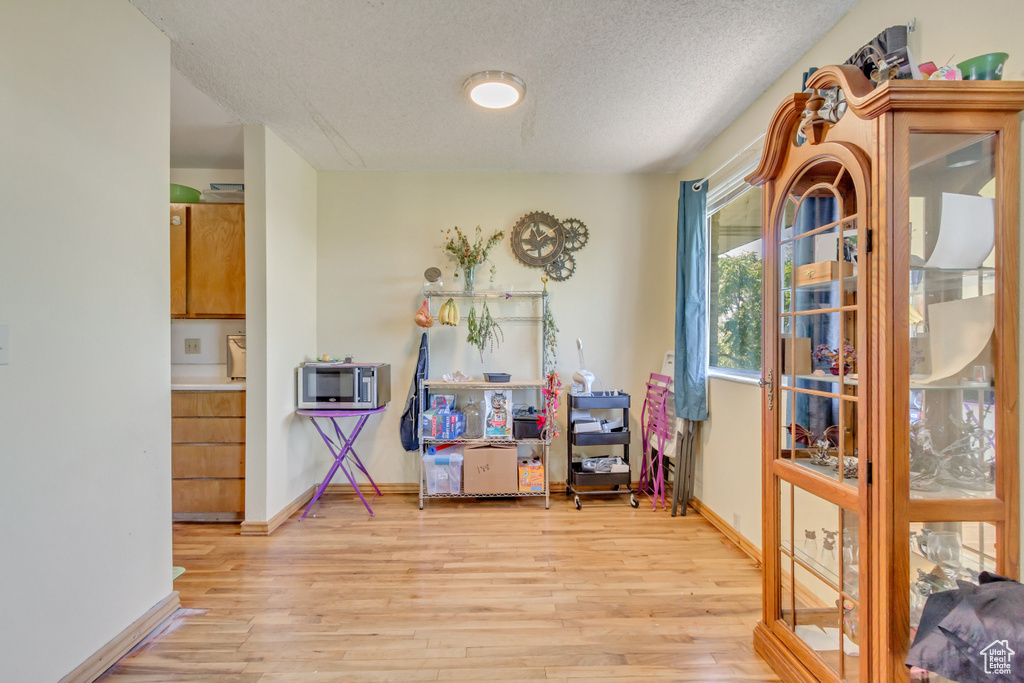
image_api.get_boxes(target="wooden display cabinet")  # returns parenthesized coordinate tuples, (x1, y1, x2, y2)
(169, 202, 245, 318)
(747, 66, 1024, 682)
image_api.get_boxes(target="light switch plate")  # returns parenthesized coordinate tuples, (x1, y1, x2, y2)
(0, 325, 8, 364)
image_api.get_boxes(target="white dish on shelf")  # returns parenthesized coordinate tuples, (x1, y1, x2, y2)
(441, 371, 473, 382)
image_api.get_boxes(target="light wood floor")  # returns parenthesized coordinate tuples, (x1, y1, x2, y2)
(99, 492, 779, 682)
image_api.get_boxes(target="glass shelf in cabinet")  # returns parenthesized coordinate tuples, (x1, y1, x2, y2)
(781, 538, 842, 590)
(794, 275, 858, 294)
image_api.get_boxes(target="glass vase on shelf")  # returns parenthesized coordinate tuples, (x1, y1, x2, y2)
(462, 265, 476, 293)
(463, 395, 483, 439)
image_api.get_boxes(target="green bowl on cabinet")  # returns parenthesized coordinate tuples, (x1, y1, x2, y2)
(170, 183, 201, 203)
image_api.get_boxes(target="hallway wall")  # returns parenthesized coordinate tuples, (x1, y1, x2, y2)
(0, 1, 174, 679)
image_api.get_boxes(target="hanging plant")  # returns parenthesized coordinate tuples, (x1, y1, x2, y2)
(537, 277, 561, 440)
(541, 281, 558, 376)
(465, 302, 503, 361)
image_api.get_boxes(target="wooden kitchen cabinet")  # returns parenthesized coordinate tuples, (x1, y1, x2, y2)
(169, 202, 245, 318)
(170, 203, 187, 316)
(747, 66, 1024, 682)
(172, 390, 245, 521)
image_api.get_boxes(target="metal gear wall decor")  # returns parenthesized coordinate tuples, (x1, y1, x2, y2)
(510, 211, 588, 281)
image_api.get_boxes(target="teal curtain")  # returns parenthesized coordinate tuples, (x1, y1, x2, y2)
(675, 181, 708, 421)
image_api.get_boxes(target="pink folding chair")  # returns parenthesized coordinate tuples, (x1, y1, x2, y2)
(639, 373, 674, 510)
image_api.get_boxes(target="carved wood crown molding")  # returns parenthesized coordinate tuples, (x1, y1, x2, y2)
(746, 64, 1024, 187)
(745, 93, 810, 187)
(807, 64, 1024, 117)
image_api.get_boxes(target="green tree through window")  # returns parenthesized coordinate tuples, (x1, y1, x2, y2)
(715, 251, 762, 370)
(708, 185, 763, 373)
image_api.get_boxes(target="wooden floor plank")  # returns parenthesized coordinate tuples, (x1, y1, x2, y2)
(98, 493, 777, 682)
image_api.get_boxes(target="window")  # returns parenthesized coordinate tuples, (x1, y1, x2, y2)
(707, 164, 763, 375)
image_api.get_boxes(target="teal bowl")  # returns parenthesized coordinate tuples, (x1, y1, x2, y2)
(957, 53, 1009, 81)
(170, 183, 201, 203)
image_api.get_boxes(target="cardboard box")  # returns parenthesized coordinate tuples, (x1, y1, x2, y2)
(781, 336, 812, 376)
(429, 394, 456, 410)
(421, 408, 465, 439)
(463, 445, 518, 494)
(793, 260, 853, 287)
(518, 457, 544, 492)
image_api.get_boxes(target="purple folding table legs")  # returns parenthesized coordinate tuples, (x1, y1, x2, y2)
(297, 407, 386, 518)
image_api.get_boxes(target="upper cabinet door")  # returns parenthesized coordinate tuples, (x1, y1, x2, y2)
(188, 203, 245, 317)
(170, 204, 188, 316)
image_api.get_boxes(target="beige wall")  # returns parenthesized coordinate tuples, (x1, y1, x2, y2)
(244, 126, 320, 521)
(316, 171, 678, 485)
(683, 0, 1024, 552)
(0, 1, 173, 679)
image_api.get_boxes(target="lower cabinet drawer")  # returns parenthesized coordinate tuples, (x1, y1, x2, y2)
(172, 444, 245, 478)
(172, 479, 245, 513)
(172, 417, 245, 443)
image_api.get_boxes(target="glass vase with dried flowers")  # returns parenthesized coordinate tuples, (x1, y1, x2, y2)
(443, 226, 504, 292)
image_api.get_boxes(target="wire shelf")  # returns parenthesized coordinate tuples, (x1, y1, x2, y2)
(431, 316, 543, 325)
(424, 290, 547, 299)
(421, 490, 548, 499)
(422, 437, 550, 445)
(422, 379, 547, 389)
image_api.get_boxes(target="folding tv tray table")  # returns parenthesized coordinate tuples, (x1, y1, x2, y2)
(296, 407, 385, 518)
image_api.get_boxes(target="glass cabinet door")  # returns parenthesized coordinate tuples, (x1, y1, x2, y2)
(901, 129, 1013, 675)
(906, 133, 998, 502)
(771, 154, 868, 683)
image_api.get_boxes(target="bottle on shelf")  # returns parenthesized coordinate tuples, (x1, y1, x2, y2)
(463, 395, 483, 439)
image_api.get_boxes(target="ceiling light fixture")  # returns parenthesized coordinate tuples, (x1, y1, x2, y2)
(463, 71, 526, 109)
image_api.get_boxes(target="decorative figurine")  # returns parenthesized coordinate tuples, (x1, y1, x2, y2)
(810, 438, 833, 467)
(802, 529, 818, 560)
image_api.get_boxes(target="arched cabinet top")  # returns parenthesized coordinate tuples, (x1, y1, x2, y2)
(746, 64, 1024, 187)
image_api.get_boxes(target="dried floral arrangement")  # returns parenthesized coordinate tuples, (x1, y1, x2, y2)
(443, 226, 504, 284)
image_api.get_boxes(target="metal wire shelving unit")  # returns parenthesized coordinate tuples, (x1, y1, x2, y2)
(417, 291, 551, 509)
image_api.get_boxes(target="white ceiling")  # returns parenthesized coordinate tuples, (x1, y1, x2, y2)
(136, 0, 859, 174)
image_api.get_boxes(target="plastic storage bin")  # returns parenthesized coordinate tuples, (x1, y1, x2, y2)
(422, 450, 463, 494)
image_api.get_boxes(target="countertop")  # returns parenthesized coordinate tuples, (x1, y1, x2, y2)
(171, 364, 245, 391)
(172, 376, 246, 391)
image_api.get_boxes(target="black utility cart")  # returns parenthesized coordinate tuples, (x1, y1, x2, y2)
(565, 391, 639, 510)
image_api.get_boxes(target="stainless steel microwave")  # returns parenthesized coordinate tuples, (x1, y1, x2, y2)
(297, 362, 391, 410)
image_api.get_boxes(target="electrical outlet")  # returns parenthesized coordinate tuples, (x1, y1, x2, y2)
(185, 338, 201, 354)
(733, 512, 741, 531)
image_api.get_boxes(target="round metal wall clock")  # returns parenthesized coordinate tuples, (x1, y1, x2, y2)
(510, 212, 564, 267)
(510, 211, 588, 281)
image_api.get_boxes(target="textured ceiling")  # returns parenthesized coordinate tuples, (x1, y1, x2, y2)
(134, 0, 859, 174)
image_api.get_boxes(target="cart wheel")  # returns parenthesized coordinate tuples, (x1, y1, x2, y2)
(419, 502, 424, 510)
(612, 484, 620, 491)
(630, 494, 639, 508)
(574, 495, 582, 511)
